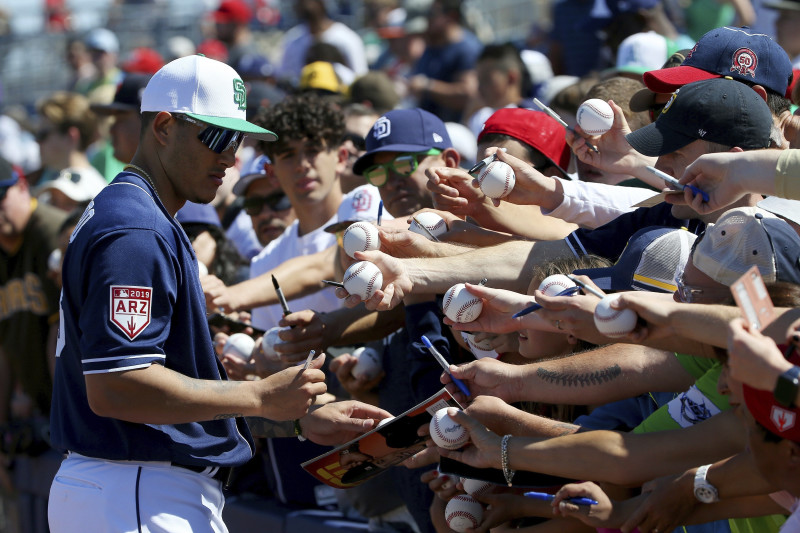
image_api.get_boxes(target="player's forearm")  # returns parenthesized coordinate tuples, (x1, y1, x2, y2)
(471, 204, 576, 241)
(85, 364, 262, 424)
(335, 305, 405, 346)
(407, 239, 570, 295)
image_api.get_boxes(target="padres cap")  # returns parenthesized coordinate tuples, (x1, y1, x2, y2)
(574, 227, 696, 293)
(478, 108, 571, 173)
(353, 108, 452, 175)
(141, 54, 277, 141)
(232, 154, 271, 196)
(643, 26, 793, 96)
(625, 78, 772, 157)
(744, 346, 800, 443)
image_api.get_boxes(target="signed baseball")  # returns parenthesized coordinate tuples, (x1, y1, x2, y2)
(445, 494, 484, 533)
(461, 332, 499, 360)
(342, 221, 380, 259)
(410, 212, 448, 239)
(443, 283, 483, 323)
(223, 333, 255, 362)
(351, 346, 382, 380)
(343, 261, 383, 301)
(576, 98, 614, 136)
(477, 159, 515, 199)
(538, 274, 577, 297)
(261, 326, 287, 361)
(461, 477, 493, 498)
(429, 408, 469, 450)
(594, 293, 638, 338)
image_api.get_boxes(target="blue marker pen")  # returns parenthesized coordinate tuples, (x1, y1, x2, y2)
(512, 286, 581, 318)
(524, 491, 597, 506)
(377, 201, 383, 226)
(421, 335, 471, 397)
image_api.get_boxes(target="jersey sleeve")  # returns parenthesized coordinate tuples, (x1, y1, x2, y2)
(77, 228, 180, 374)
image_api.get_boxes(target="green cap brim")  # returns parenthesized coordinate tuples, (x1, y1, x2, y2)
(187, 113, 277, 141)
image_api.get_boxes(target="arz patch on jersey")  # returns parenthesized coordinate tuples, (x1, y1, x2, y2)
(110, 286, 152, 340)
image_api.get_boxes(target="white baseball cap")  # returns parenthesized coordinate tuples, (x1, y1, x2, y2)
(141, 54, 277, 141)
(36, 167, 106, 203)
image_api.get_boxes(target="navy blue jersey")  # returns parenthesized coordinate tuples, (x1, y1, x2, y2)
(565, 202, 706, 262)
(50, 173, 254, 467)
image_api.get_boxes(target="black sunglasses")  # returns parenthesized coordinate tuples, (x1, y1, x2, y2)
(243, 193, 292, 216)
(175, 114, 245, 154)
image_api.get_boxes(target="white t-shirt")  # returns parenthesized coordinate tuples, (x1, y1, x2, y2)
(279, 22, 368, 83)
(542, 179, 659, 229)
(249, 215, 339, 331)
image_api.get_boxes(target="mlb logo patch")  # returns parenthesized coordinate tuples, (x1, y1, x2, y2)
(110, 285, 152, 340)
(771, 405, 796, 433)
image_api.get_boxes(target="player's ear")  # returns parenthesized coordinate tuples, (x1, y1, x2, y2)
(443, 147, 460, 169)
(151, 112, 174, 147)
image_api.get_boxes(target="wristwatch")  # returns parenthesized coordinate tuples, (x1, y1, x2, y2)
(693, 464, 719, 503)
(774, 365, 800, 408)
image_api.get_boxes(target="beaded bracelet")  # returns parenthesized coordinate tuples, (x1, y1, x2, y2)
(501, 434, 514, 486)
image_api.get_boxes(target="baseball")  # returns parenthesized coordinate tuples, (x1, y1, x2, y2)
(442, 283, 483, 323)
(429, 408, 469, 450)
(343, 261, 383, 301)
(461, 332, 499, 360)
(261, 326, 287, 361)
(593, 294, 638, 338)
(538, 274, 577, 297)
(445, 494, 484, 533)
(409, 212, 448, 239)
(477, 160, 515, 199)
(222, 333, 255, 362)
(461, 477, 493, 498)
(576, 98, 614, 136)
(342, 221, 380, 259)
(351, 346, 382, 380)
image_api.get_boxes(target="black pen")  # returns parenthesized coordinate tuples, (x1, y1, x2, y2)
(322, 279, 345, 288)
(272, 274, 292, 316)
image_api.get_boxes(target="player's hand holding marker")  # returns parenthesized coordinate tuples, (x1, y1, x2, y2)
(256, 351, 327, 421)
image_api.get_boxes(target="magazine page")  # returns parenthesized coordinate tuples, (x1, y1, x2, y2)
(302, 388, 462, 488)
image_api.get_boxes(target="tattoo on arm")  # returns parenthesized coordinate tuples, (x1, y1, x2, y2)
(245, 417, 296, 438)
(213, 413, 242, 420)
(536, 364, 622, 387)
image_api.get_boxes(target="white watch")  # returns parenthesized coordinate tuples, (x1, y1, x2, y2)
(693, 464, 719, 503)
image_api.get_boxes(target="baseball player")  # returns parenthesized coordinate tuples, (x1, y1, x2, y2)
(47, 55, 328, 532)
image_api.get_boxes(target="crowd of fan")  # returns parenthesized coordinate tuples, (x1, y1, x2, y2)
(5, 0, 800, 531)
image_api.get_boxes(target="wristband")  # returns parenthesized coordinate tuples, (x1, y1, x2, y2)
(294, 419, 306, 441)
(501, 434, 515, 486)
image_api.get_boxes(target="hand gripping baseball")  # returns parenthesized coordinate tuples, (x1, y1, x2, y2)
(435, 408, 502, 470)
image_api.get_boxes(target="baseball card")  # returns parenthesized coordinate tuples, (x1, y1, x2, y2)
(731, 265, 776, 332)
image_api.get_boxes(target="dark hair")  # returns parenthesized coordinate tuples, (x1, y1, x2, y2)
(304, 42, 347, 67)
(181, 223, 249, 285)
(255, 93, 345, 157)
(477, 43, 532, 96)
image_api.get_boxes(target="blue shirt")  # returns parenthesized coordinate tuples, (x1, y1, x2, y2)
(50, 172, 254, 467)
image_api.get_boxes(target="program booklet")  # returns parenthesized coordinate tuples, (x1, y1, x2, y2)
(301, 388, 462, 488)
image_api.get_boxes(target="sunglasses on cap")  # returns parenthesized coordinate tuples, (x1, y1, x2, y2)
(363, 148, 442, 188)
(175, 114, 245, 154)
(243, 193, 292, 216)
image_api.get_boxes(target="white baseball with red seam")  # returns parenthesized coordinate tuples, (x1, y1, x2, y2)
(350, 346, 382, 380)
(576, 98, 614, 136)
(477, 159, 515, 199)
(443, 283, 483, 323)
(409, 212, 448, 239)
(461, 331, 499, 360)
(593, 293, 638, 338)
(342, 221, 380, 259)
(343, 261, 383, 300)
(445, 494, 484, 533)
(261, 326, 288, 361)
(429, 408, 469, 450)
(461, 477, 493, 498)
(538, 274, 577, 297)
(222, 333, 255, 362)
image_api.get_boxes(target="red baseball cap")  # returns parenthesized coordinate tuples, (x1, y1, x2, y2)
(213, 0, 252, 24)
(743, 345, 800, 442)
(121, 47, 164, 75)
(477, 108, 571, 173)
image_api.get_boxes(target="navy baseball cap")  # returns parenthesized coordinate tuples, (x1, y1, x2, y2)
(643, 26, 793, 96)
(574, 227, 697, 293)
(176, 201, 221, 227)
(625, 78, 773, 157)
(353, 108, 452, 175)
